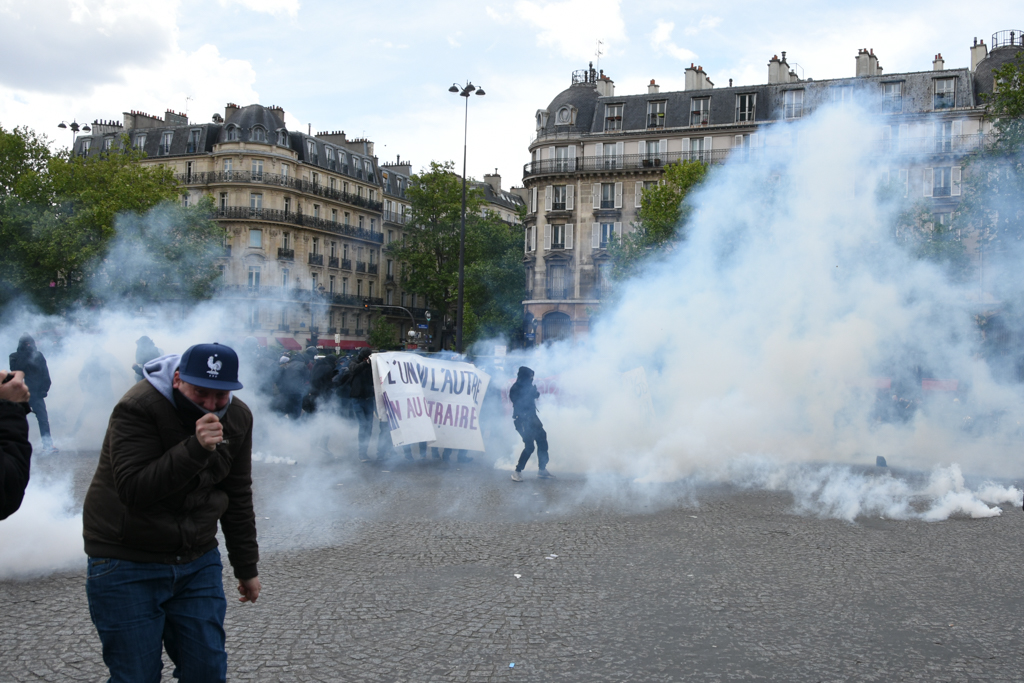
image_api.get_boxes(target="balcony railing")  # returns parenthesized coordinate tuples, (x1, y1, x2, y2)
(277, 248, 294, 260)
(175, 171, 384, 211)
(217, 285, 384, 307)
(368, 263, 378, 275)
(337, 328, 350, 335)
(328, 256, 339, 268)
(356, 261, 367, 273)
(341, 258, 352, 270)
(327, 327, 337, 334)
(546, 286, 569, 299)
(212, 207, 384, 243)
(647, 114, 665, 128)
(355, 328, 365, 336)
(309, 326, 320, 334)
(878, 133, 985, 155)
(383, 210, 408, 225)
(278, 324, 290, 331)
(784, 103, 804, 119)
(308, 253, 324, 266)
(524, 150, 731, 177)
(386, 273, 395, 282)
(934, 92, 955, 110)
(689, 111, 710, 126)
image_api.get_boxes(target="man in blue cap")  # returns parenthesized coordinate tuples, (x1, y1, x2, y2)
(83, 342, 260, 683)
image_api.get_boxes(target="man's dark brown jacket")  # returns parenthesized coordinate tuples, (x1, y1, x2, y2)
(83, 379, 259, 579)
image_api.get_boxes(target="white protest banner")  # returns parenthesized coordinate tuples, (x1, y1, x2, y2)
(371, 352, 491, 451)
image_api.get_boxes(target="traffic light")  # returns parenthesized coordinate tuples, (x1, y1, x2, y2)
(363, 299, 370, 310)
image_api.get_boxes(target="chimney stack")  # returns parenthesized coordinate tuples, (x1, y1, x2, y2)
(483, 170, 502, 194)
(971, 38, 988, 72)
(224, 103, 239, 121)
(855, 48, 881, 77)
(933, 53, 945, 71)
(648, 79, 660, 94)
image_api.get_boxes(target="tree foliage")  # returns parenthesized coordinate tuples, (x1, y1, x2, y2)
(389, 161, 524, 348)
(608, 160, 708, 282)
(0, 127, 223, 312)
(368, 315, 399, 349)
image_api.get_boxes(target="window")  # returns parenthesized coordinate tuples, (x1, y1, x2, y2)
(331, 208, 338, 223)
(251, 159, 263, 180)
(601, 183, 615, 209)
(736, 94, 755, 123)
(645, 140, 660, 160)
(356, 280, 363, 297)
(311, 272, 318, 290)
(250, 193, 263, 210)
(689, 137, 707, 162)
(370, 218, 376, 232)
(344, 211, 351, 226)
(554, 146, 572, 172)
(219, 192, 227, 211)
(224, 158, 233, 175)
(311, 172, 320, 186)
(134, 133, 146, 149)
(185, 160, 195, 181)
(387, 229, 394, 244)
(282, 268, 290, 288)
(283, 197, 291, 213)
(597, 262, 612, 297)
(386, 289, 393, 305)
(282, 232, 291, 249)
(647, 101, 666, 128)
(734, 134, 757, 160)
(103, 137, 113, 151)
(605, 104, 623, 131)
(831, 85, 853, 104)
(933, 167, 952, 197)
(600, 223, 614, 248)
(386, 260, 394, 277)
(312, 238, 320, 255)
(342, 277, 348, 295)
(247, 266, 260, 289)
(80, 139, 91, 155)
(934, 78, 955, 109)
(187, 129, 200, 153)
(326, 147, 336, 170)
(181, 193, 189, 207)
(690, 98, 710, 126)
(358, 216, 364, 229)
(313, 204, 320, 219)
(227, 126, 239, 142)
(278, 129, 289, 146)
(330, 177, 336, 191)
(249, 229, 262, 248)
(307, 140, 318, 163)
(343, 244, 349, 260)
(784, 90, 804, 119)
(281, 163, 289, 178)
(159, 131, 173, 156)
(602, 142, 621, 169)
(369, 250, 375, 265)
(369, 282, 374, 298)
(936, 121, 953, 153)
(552, 185, 567, 211)
(329, 275, 335, 293)
(330, 241, 337, 257)
(881, 82, 903, 113)
(547, 264, 568, 299)
(550, 224, 565, 249)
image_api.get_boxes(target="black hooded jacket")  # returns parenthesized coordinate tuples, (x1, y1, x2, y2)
(0, 400, 32, 520)
(9, 336, 50, 399)
(509, 368, 540, 419)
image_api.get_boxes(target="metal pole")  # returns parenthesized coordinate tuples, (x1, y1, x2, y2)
(455, 93, 469, 354)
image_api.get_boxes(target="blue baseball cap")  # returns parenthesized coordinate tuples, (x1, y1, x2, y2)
(178, 343, 243, 391)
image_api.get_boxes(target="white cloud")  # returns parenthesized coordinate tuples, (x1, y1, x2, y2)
(514, 0, 626, 62)
(447, 32, 463, 48)
(683, 15, 722, 37)
(650, 19, 697, 63)
(485, 6, 511, 23)
(217, 0, 299, 17)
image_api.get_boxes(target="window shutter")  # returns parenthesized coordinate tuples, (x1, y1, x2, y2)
(681, 137, 691, 158)
(614, 182, 623, 209)
(531, 187, 537, 213)
(703, 136, 713, 155)
(899, 169, 909, 197)
(952, 120, 962, 138)
(565, 224, 574, 250)
(923, 168, 933, 197)
(544, 224, 551, 250)
(595, 142, 603, 158)
(592, 223, 600, 248)
(659, 139, 667, 156)
(734, 135, 743, 148)
(524, 228, 529, 253)
(634, 141, 643, 156)
(568, 145, 576, 160)
(531, 228, 536, 251)
(545, 185, 552, 211)
(592, 184, 601, 209)
(750, 133, 758, 148)
(548, 146, 555, 161)
(952, 166, 962, 196)
(614, 222, 622, 243)
(635, 181, 643, 208)
(615, 141, 624, 157)
(566, 184, 574, 210)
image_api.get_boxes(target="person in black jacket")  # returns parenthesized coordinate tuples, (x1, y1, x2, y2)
(0, 369, 33, 520)
(83, 343, 260, 681)
(9, 334, 54, 452)
(509, 366, 553, 482)
(344, 348, 376, 461)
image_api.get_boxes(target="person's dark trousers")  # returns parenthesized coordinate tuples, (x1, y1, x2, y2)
(85, 548, 228, 683)
(353, 398, 375, 458)
(28, 395, 52, 448)
(376, 420, 392, 460)
(514, 413, 549, 472)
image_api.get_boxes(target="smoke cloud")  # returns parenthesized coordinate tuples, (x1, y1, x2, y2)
(2, 100, 1023, 578)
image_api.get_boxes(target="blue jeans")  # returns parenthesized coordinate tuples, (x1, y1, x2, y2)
(86, 548, 228, 683)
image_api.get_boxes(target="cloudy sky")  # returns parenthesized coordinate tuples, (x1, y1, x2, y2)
(1, 0, 1020, 186)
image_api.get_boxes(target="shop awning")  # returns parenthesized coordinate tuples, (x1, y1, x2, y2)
(255, 337, 267, 347)
(276, 337, 302, 350)
(922, 379, 958, 392)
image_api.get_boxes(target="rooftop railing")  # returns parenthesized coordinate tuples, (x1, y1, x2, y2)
(176, 171, 384, 212)
(523, 150, 731, 177)
(214, 207, 384, 243)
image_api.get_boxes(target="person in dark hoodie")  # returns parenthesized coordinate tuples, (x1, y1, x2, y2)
(508, 366, 553, 482)
(9, 334, 54, 452)
(0, 368, 33, 520)
(132, 336, 162, 383)
(82, 343, 260, 682)
(342, 347, 376, 461)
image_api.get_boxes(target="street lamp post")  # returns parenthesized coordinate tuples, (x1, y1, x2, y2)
(57, 120, 91, 146)
(448, 81, 485, 354)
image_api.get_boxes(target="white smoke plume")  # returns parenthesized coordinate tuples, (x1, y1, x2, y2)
(3, 100, 1024, 578)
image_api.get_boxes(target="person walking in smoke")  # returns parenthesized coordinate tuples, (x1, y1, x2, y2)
(0, 368, 33, 520)
(82, 343, 260, 682)
(9, 334, 55, 453)
(339, 347, 377, 461)
(509, 366, 553, 482)
(132, 336, 162, 383)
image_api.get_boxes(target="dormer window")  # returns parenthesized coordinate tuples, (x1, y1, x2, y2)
(158, 131, 173, 156)
(186, 129, 200, 153)
(226, 126, 239, 142)
(80, 138, 92, 156)
(133, 133, 146, 149)
(251, 126, 266, 143)
(647, 101, 666, 128)
(326, 147, 336, 170)
(604, 104, 623, 131)
(103, 137, 113, 151)
(307, 139, 318, 164)
(277, 129, 289, 146)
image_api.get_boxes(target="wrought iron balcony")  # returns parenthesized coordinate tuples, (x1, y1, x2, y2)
(277, 248, 294, 260)
(211, 207, 384, 244)
(327, 327, 337, 334)
(308, 253, 324, 266)
(355, 328, 365, 336)
(341, 258, 352, 270)
(368, 263, 378, 275)
(328, 256, 340, 268)
(356, 261, 367, 273)
(523, 150, 731, 177)
(174, 171, 384, 212)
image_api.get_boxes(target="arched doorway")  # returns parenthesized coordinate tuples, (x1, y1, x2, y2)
(542, 312, 572, 343)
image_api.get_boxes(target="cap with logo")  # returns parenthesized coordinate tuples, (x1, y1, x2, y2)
(179, 343, 243, 391)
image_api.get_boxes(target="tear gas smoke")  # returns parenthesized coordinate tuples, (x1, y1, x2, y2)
(2, 100, 1022, 579)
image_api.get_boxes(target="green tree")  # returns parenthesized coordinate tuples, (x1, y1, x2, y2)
(389, 161, 524, 348)
(0, 127, 221, 312)
(608, 160, 708, 282)
(368, 315, 399, 349)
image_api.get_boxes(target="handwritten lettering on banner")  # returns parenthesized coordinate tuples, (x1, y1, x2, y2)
(370, 352, 492, 450)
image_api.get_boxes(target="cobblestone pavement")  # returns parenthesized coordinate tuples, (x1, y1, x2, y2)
(2, 450, 1024, 682)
